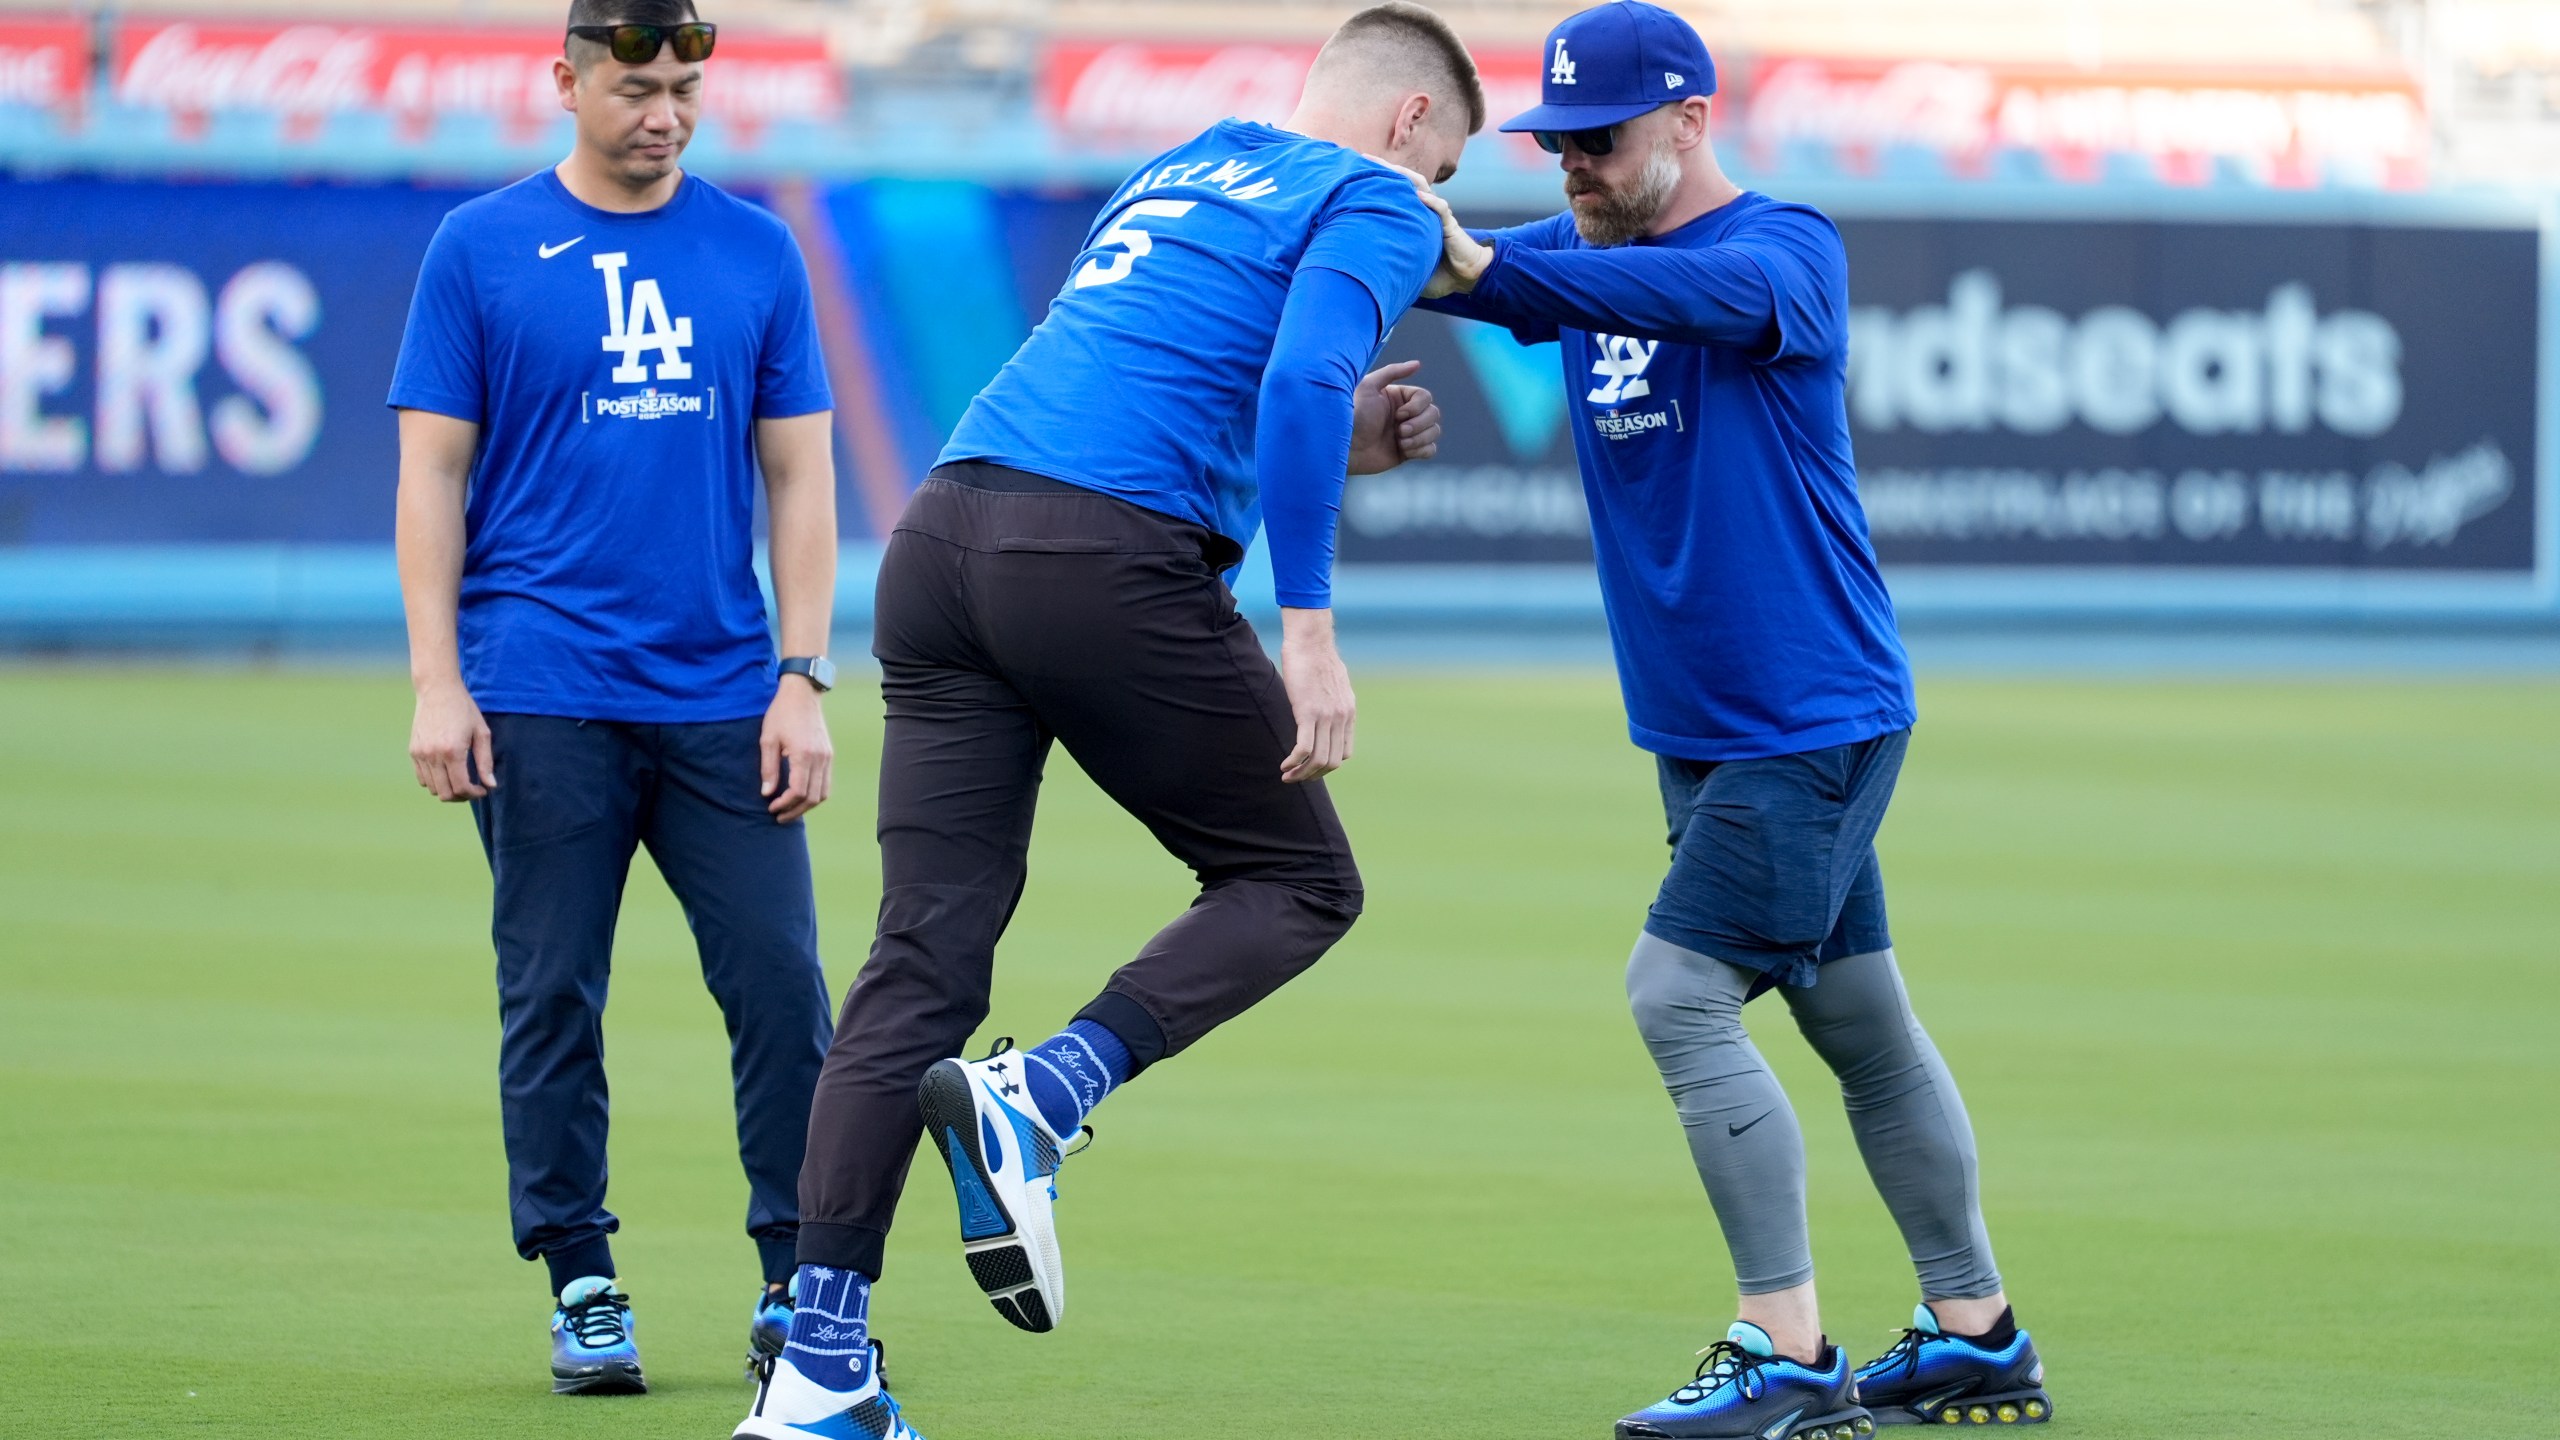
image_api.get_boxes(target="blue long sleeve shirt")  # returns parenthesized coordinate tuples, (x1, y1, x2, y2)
(1256, 266, 1380, 607)
(1422, 193, 1913, 760)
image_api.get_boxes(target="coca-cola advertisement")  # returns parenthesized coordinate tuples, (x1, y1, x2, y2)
(108, 20, 841, 142)
(1042, 39, 1551, 155)
(0, 16, 89, 114)
(1042, 41, 1314, 140)
(1742, 57, 2427, 187)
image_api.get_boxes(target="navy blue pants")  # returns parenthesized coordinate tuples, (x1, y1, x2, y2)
(470, 713, 833, 1292)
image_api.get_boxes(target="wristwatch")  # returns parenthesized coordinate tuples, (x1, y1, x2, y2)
(779, 656, 836, 693)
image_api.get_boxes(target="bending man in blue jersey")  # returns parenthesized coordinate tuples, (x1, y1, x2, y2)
(737, 7, 1474, 1438)
(1410, 6, 2049, 1439)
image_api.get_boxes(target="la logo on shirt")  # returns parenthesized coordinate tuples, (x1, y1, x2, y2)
(1586, 333, 1683, 440)
(584, 251, 710, 422)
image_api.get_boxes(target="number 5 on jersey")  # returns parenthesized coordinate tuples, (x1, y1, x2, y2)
(1074, 200, 1198, 290)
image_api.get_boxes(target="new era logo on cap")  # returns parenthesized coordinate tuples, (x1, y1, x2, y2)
(1499, 0, 1719, 135)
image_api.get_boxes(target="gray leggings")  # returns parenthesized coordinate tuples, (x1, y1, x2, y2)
(1626, 935, 2002, 1298)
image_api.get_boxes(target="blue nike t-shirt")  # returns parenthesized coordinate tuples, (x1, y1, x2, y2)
(1429, 192, 1914, 760)
(940, 119, 1441, 595)
(387, 170, 831, 723)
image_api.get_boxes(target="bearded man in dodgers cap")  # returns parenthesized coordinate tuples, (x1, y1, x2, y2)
(1405, 4, 2054, 1436)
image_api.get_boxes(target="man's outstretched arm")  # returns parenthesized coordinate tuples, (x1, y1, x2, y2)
(1414, 209, 1572, 346)
(1414, 188, 1828, 356)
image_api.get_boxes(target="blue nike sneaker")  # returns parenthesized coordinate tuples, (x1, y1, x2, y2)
(550, 1276, 645, 1396)
(1853, 1304, 2051, 1427)
(1617, 1322, 1872, 1440)
(917, 1038, 1076, 1333)
(750, 1283, 793, 1377)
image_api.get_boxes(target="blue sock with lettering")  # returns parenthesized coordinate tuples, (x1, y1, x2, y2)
(782, 1264, 874, 1395)
(1021, 1020, 1132, 1138)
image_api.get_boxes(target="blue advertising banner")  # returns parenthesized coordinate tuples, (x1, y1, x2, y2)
(1340, 209, 2544, 574)
(1841, 217, 2541, 573)
(0, 176, 474, 543)
(1, 176, 2546, 633)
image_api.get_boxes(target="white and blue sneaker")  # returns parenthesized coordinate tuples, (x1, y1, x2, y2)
(736, 1363, 924, 1440)
(735, 1321, 921, 1439)
(550, 1276, 645, 1396)
(917, 1038, 1076, 1333)
(1617, 1322, 1872, 1440)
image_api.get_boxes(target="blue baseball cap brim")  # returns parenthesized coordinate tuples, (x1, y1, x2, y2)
(1497, 98, 1666, 134)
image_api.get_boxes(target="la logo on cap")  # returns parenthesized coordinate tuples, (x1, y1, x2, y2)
(1550, 37, 1577, 84)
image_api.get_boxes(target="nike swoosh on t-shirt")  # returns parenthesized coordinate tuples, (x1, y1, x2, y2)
(538, 237, 586, 259)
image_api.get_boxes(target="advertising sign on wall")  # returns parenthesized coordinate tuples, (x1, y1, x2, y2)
(3, 176, 2541, 592)
(108, 21, 840, 143)
(1842, 217, 2537, 572)
(0, 178, 468, 544)
(1040, 40, 1550, 157)
(1743, 59, 2428, 187)
(1039, 41, 2422, 189)
(0, 16, 88, 116)
(1347, 210, 2540, 576)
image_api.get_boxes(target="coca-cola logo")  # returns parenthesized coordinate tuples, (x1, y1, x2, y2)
(1042, 41, 1560, 157)
(117, 25, 377, 117)
(1748, 59, 1996, 156)
(106, 20, 841, 134)
(1048, 43, 1314, 137)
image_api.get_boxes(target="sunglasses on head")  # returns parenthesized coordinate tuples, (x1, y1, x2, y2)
(567, 22, 717, 65)
(1532, 124, 1621, 156)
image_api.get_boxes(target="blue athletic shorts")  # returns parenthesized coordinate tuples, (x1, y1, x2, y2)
(1644, 728, 1909, 991)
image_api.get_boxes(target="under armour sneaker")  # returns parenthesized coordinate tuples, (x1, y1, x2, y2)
(550, 1276, 645, 1396)
(742, 1291, 921, 1434)
(735, 1320, 920, 1440)
(917, 1038, 1075, 1333)
(750, 1283, 793, 1376)
(1854, 1304, 2050, 1427)
(1617, 1322, 1873, 1440)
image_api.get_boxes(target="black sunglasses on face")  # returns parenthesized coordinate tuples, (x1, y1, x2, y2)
(1533, 124, 1620, 157)
(567, 22, 717, 65)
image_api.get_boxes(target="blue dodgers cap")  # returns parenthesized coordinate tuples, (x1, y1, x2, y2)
(1499, 0, 1716, 134)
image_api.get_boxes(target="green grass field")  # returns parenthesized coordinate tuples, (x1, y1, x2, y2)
(2, 667, 2554, 1438)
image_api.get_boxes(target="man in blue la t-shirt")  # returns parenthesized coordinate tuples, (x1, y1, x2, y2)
(388, 0, 838, 1398)
(1412, 6, 2052, 1438)
(742, 7, 1467, 1439)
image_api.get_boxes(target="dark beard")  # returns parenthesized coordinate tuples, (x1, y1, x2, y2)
(1567, 141, 1678, 246)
